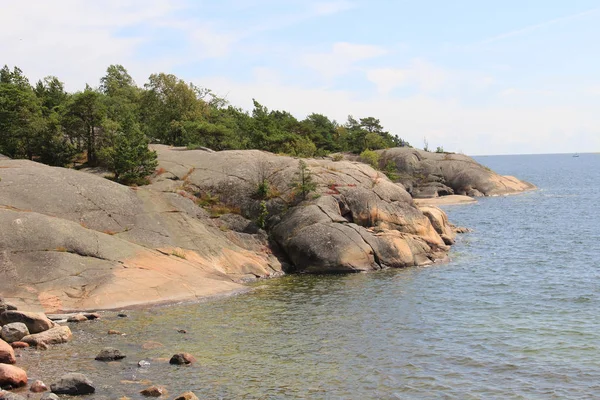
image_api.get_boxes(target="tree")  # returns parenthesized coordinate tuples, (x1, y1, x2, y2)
(99, 118, 157, 184)
(140, 73, 207, 145)
(63, 86, 107, 165)
(291, 160, 317, 200)
(0, 66, 45, 159)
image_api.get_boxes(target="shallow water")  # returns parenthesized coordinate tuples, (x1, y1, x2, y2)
(15, 153, 600, 399)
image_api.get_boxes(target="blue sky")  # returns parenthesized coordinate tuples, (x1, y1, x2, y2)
(2, 0, 600, 155)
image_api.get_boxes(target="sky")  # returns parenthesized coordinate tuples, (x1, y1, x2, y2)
(2, 0, 600, 155)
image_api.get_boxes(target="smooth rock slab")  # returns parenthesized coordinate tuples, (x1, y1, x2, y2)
(95, 347, 126, 361)
(1, 323, 29, 344)
(0, 364, 27, 389)
(0, 311, 54, 334)
(0, 340, 15, 365)
(21, 326, 72, 346)
(50, 373, 95, 395)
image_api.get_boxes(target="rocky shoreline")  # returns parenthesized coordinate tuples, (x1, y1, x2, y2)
(0, 301, 204, 399)
(0, 146, 534, 312)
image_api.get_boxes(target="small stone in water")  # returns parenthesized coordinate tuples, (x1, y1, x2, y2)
(138, 360, 151, 368)
(95, 347, 126, 361)
(173, 392, 199, 400)
(176, 329, 187, 334)
(30, 379, 48, 392)
(169, 353, 196, 365)
(140, 385, 167, 397)
(117, 313, 128, 318)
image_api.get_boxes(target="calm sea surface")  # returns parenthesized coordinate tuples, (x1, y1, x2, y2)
(16, 153, 600, 399)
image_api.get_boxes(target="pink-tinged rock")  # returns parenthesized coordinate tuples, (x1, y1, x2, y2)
(0, 364, 27, 388)
(0, 340, 15, 365)
(0, 311, 54, 334)
(30, 379, 48, 392)
(9, 342, 29, 349)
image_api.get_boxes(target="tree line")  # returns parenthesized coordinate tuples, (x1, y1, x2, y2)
(0, 64, 410, 183)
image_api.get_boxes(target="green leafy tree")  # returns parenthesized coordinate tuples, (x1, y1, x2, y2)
(99, 119, 157, 184)
(63, 86, 107, 165)
(292, 160, 317, 200)
(0, 66, 45, 159)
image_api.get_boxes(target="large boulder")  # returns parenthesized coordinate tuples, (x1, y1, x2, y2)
(376, 147, 535, 197)
(0, 340, 15, 364)
(21, 326, 72, 346)
(50, 373, 94, 395)
(0, 364, 26, 388)
(0, 323, 29, 343)
(0, 311, 54, 334)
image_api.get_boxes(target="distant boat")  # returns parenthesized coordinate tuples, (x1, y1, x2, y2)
(573, 153, 580, 157)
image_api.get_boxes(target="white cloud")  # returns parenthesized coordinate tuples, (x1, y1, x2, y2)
(0, 0, 186, 90)
(302, 42, 388, 80)
(367, 59, 448, 94)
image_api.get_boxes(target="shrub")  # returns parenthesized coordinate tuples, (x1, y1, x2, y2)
(331, 153, 344, 162)
(360, 149, 380, 169)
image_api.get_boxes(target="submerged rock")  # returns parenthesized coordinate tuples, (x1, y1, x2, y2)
(50, 373, 95, 395)
(174, 392, 199, 400)
(8, 342, 28, 350)
(40, 394, 59, 400)
(0, 391, 26, 400)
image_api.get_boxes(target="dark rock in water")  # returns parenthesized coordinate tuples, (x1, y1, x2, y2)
(176, 329, 187, 334)
(173, 392, 199, 400)
(169, 353, 196, 365)
(0, 311, 54, 334)
(84, 313, 101, 320)
(0, 340, 16, 364)
(140, 385, 167, 397)
(117, 313, 128, 318)
(50, 373, 95, 395)
(40, 393, 59, 400)
(1, 323, 29, 344)
(0, 364, 27, 389)
(0, 391, 26, 400)
(95, 347, 126, 361)
(67, 314, 87, 323)
(21, 326, 72, 346)
(30, 379, 48, 392)
(137, 360, 151, 368)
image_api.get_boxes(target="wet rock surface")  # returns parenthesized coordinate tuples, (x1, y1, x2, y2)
(50, 373, 95, 395)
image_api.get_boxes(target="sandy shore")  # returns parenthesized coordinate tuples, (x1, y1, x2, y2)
(414, 195, 477, 206)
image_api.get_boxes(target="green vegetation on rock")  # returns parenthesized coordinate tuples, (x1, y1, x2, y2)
(0, 64, 411, 185)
